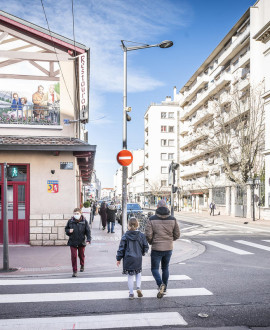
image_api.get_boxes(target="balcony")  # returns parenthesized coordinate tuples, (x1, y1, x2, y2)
(219, 25, 250, 66)
(180, 75, 208, 107)
(180, 166, 209, 178)
(180, 121, 189, 135)
(180, 129, 207, 150)
(180, 71, 231, 121)
(191, 107, 213, 127)
(0, 104, 60, 126)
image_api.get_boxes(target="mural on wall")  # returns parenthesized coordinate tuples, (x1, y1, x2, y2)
(0, 81, 60, 125)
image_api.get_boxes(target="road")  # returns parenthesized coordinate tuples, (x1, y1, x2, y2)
(0, 213, 270, 329)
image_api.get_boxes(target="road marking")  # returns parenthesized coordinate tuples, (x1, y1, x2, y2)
(0, 288, 212, 303)
(0, 275, 191, 286)
(0, 312, 188, 329)
(203, 241, 254, 255)
(181, 225, 201, 231)
(262, 240, 270, 243)
(235, 240, 270, 252)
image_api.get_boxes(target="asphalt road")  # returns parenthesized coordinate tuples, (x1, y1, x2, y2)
(0, 214, 270, 329)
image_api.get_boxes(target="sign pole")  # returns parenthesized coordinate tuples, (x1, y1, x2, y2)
(3, 163, 9, 271)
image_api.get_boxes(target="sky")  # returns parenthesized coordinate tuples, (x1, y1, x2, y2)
(2, 0, 255, 187)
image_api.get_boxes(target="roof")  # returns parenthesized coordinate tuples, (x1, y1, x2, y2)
(0, 10, 88, 54)
(0, 135, 96, 152)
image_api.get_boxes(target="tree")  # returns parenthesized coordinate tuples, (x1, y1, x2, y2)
(202, 82, 265, 185)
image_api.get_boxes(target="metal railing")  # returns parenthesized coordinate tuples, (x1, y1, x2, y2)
(0, 103, 60, 125)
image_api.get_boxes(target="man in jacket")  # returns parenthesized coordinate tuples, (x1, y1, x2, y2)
(65, 208, 91, 277)
(145, 199, 180, 298)
(106, 201, 117, 233)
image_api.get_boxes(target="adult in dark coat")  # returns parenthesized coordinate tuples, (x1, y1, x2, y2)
(106, 202, 117, 233)
(98, 201, 107, 230)
(65, 208, 91, 277)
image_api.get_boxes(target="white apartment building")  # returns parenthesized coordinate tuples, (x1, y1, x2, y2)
(177, 0, 270, 219)
(144, 94, 180, 207)
(113, 167, 122, 203)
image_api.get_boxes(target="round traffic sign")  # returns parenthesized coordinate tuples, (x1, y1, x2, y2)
(117, 149, 133, 166)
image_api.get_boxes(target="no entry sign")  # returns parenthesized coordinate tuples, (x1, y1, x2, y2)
(117, 149, 133, 166)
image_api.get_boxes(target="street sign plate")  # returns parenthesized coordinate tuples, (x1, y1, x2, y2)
(117, 150, 133, 166)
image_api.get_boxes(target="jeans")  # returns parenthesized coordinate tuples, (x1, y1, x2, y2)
(70, 246, 85, 272)
(151, 250, 172, 287)
(107, 222, 115, 233)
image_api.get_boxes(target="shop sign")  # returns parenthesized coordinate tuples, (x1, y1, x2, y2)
(60, 162, 73, 170)
(47, 180, 59, 193)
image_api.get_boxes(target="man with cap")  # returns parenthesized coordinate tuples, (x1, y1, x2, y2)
(145, 199, 180, 298)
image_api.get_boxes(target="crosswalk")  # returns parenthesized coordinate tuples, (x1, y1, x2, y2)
(0, 274, 213, 329)
(203, 239, 270, 255)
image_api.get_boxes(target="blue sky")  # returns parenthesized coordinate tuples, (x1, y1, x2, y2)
(2, 0, 255, 187)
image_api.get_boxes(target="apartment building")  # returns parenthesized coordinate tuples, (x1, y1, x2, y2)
(177, 0, 270, 219)
(144, 94, 180, 206)
(0, 12, 96, 245)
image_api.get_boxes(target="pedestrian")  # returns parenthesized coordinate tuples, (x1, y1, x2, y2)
(98, 201, 107, 230)
(65, 208, 91, 277)
(92, 202, 97, 221)
(106, 201, 117, 233)
(116, 217, 149, 300)
(209, 201, 215, 216)
(145, 199, 180, 298)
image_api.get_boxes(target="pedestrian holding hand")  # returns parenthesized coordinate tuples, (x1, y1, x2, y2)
(145, 199, 180, 299)
(116, 217, 149, 300)
(65, 208, 91, 277)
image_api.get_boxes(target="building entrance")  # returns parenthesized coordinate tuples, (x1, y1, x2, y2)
(0, 164, 30, 244)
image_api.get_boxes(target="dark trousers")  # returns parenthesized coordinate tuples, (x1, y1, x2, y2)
(210, 208, 214, 216)
(70, 246, 85, 272)
(151, 250, 172, 287)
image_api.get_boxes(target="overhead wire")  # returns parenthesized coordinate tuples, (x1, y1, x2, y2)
(40, 0, 74, 108)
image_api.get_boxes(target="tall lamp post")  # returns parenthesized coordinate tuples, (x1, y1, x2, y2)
(121, 40, 173, 234)
(247, 177, 261, 221)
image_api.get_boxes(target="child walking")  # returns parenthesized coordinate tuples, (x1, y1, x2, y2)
(116, 217, 149, 299)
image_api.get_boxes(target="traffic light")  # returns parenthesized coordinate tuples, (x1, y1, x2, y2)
(168, 161, 179, 185)
(172, 186, 178, 193)
(8, 166, 18, 178)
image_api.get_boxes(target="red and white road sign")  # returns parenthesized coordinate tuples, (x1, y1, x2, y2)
(117, 149, 133, 166)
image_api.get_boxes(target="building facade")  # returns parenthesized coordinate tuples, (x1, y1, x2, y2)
(0, 12, 96, 245)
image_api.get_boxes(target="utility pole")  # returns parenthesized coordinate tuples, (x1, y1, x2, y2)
(3, 163, 9, 271)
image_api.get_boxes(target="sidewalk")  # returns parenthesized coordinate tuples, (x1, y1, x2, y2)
(0, 215, 203, 277)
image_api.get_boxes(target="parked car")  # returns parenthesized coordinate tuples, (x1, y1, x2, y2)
(118, 203, 144, 225)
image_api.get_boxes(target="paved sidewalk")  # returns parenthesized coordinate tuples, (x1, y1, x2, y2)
(0, 215, 203, 277)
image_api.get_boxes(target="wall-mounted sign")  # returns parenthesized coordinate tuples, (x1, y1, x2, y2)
(47, 180, 59, 193)
(78, 53, 89, 121)
(60, 162, 73, 170)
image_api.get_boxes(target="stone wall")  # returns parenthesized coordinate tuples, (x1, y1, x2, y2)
(29, 214, 72, 246)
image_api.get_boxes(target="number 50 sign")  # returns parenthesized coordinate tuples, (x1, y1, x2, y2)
(47, 180, 59, 193)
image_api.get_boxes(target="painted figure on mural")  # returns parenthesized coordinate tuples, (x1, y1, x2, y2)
(32, 85, 45, 119)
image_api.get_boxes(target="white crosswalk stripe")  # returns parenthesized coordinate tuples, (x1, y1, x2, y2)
(235, 240, 270, 251)
(203, 240, 254, 255)
(0, 312, 188, 329)
(0, 274, 213, 328)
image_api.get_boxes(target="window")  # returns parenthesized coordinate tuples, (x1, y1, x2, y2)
(168, 126, 174, 133)
(161, 166, 168, 174)
(212, 187, 226, 205)
(161, 153, 168, 160)
(161, 180, 167, 187)
(168, 139, 174, 147)
(161, 112, 167, 119)
(168, 112, 174, 118)
(161, 126, 167, 132)
(161, 139, 167, 146)
(168, 153, 174, 160)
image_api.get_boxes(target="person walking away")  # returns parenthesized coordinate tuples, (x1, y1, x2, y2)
(65, 208, 91, 277)
(116, 217, 149, 299)
(92, 202, 97, 222)
(98, 201, 107, 230)
(145, 199, 180, 298)
(209, 201, 215, 216)
(106, 201, 117, 233)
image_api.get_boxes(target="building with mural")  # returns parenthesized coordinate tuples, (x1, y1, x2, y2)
(0, 11, 96, 245)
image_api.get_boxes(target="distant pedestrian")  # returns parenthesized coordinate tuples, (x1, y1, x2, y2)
(116, 217, 149, 300)
(65, 208, 91, 277)
(92, 202, 97, 221)
(106, 201, 117, 233)
(209, 201, 216, 216)
(145, 199, 180, 298)
(98, 201, 107, 230)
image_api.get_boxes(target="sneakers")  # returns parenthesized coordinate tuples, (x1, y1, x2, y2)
(137, 289, 143, 298)
(129, 293, 134, 300)
(157, 284, 166, 299)
(80, 266, 84, 272)
(72, 272, 77, 277)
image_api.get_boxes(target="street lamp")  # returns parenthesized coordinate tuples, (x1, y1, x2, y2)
(247, 177, 261, 221)
(121, 39, 173, 234)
